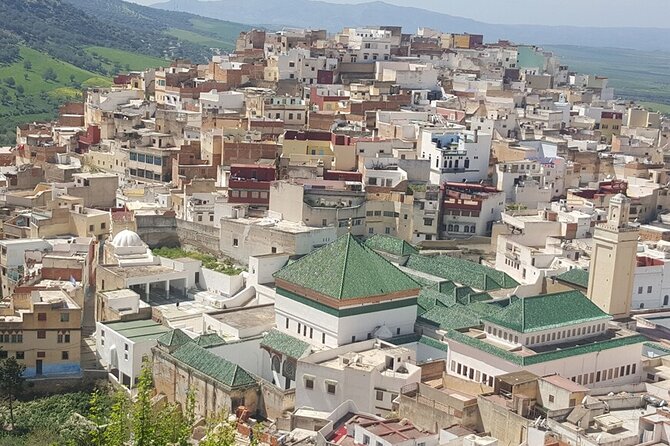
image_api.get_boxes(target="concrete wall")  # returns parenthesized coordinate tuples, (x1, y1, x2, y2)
(477, 395, 531, 446)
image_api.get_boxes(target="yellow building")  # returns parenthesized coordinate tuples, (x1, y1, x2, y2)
(599, 111, 623, 144)
(0, 289, 81, 377)
(281, 130, 334, 158)
(587, 194, 638, 318)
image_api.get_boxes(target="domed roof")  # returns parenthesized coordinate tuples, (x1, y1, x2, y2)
(111, 229, 145, 248)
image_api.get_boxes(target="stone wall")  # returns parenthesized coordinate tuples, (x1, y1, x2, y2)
(152, 348, 259, 419)
(135, 215, 221, 257)
(176, 220, 221, 256)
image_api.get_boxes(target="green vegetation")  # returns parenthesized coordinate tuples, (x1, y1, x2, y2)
(0, 46, 111, 145)
(167, 29, 233, 49)
(86, 46, 168, 74)
(153, 247, 245, 275)
(0, 391, 108, 446)
(547, 45, 670, 108)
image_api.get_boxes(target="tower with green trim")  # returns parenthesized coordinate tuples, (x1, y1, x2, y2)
(273, 233, 421, 348)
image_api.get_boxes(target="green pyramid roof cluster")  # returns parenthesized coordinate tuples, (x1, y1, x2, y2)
(274, 233, 419, 300)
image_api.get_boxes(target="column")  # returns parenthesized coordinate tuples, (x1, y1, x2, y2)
(165, 280, 170, 300)
(145, 283, 150, 303)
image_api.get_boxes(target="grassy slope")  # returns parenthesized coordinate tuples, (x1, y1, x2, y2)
(546, 45, 670, 109)
(85, 46, 169, 72)
(0, 46, 113, 144)
(168, 17, 245, 51)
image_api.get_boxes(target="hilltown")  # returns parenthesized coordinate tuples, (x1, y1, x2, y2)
(1, 25, 670, 446)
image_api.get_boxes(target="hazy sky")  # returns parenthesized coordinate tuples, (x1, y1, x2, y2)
(133, 0, 670, 28)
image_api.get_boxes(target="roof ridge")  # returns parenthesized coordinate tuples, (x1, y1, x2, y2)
(338, 234, 354, 299)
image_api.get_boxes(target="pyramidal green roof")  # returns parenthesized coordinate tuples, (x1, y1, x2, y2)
(157, 328, 192, 349)
(274, 233, 420, 300)
(260, 329, 311, 359)
(484, 290, 610, 333)
(555, 268, 589, 289)
(196, 333, 227, 348)
(405, 254, 519, 291)
(364, 234, 419, 257)
(171, 342, 256, 388)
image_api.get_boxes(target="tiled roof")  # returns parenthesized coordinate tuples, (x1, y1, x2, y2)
(447, 330, 646, 366)
(420, 304, 484, 330)
(483, 291, 610, 333)
(364, 234, 419, 257)
(196, 333, 227, 348)
(419, 336, 449, 352)
(171, 342, 256, 388)
(274, 233, 419, 300)
(405, 254, 519, 291)
(260, 329, 311, 359)
(555, 269, 589, 289)
(157, 328, 192, 349)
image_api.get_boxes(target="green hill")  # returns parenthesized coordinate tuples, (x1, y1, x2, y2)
(0, 0, 252, 144)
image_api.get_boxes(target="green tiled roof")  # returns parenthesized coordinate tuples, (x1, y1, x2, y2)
(419, 336, 449, 353)
(364, 234, 419, 257)
(483, 291, 610, 333)
(103, 319, 170, 343)
(555, 269, 589, 289)
(260, 329, 311, 359)
(196, 333, 227, 348)
(447, 330, 646, 366)
(420, 304, 484, 330)
(171, 342, 256, 388)
(405, 254, 519, 291)
(157, 329, 192, 349)
(274, 233, 419, 300)
(644, 342, 670, 357)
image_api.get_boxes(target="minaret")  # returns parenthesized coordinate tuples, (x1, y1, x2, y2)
(587, 193, 638, 318)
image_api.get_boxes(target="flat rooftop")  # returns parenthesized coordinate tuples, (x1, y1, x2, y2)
(318, 345, 412, 372)
(102, 264, 176, 278)
(208, 305, 275, 330)
(225, 217, 331, 234)
(102, 319, 170, 343)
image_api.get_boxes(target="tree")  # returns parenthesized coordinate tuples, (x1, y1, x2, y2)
(199, 415, 237, 446)
(132, 362, 155, 446)
(16, 84, 24, 95)
(103, 390, 131, 446)
(23, 59, 32, 70)
(3, 77, 15, 87)
(0, 356, 26, 429)
(42, 67, 57, 82)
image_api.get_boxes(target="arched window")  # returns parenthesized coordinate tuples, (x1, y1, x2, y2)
(640, 303, 645, 309)
(664, 295, 669, 306)
(470, 225, 476, 233)
(448, 160, 453, 168)
(271, 355, 281, 373)
(448, 224, 454, 231)
(465, 159, 470, 168)
(464, 226, 470, 233)
(454, 159, 459, 168)
(453, 225, 459, 232)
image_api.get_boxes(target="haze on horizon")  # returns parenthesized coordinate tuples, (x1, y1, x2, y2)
(130, 0, 670, 28)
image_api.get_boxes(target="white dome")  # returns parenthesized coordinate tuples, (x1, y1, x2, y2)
(111, 230, 145, 248)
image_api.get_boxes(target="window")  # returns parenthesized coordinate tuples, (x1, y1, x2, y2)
(549, 395, 555, 403)
(664, 295, 669, 306)
(423, 218, 433, 226)
(0, 351, 6, 359)
(326, 383, 336, 394)
(376, 390, 384, 401)
(363, 435, 370, 445)
(60, 313, 69, 323)
(648, 286, 653, 293)
(89, 224, 94, 232)
(322, 333, 326, 344)
(233, 238, 239, 247)
(37, 313, 47, 321)
(62, 351, 69, 360)
(384, 227, 391, 235)
(305, 378, 314, 389)
(37, 351, 45, 358)
(638, 286, 643, 294)
(37, 330, 46, 339)
(285, 318, 289, 329)
(16, 351, 24, 360)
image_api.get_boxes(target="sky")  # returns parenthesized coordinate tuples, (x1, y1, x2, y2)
(132, 0, 670, 28)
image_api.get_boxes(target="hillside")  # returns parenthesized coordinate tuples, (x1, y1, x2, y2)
(153, 0, 670, 52)
(0, 0, 251, 144)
